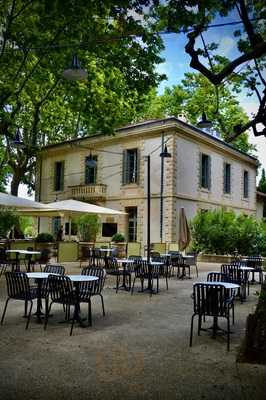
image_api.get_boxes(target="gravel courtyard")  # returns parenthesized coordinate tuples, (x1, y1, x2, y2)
(0, 262, 265, 400)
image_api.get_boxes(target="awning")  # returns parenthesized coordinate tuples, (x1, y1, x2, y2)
(0, 192, 50, 209)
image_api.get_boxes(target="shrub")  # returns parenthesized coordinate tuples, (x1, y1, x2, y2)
(190, 208, 266, 255)
(0, 207, 19, 238)
(77, 215, 100, 242)
(112, 233, 125, 242)
(36, 232, 54, 242)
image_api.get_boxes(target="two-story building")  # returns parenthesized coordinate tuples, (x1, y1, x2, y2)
(36, 117, 258, 249)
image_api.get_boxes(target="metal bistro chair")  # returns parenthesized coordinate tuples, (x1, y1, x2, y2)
(41, 264, 66, 316)
(44, 274, 77, 336)
(24, 246, 35, 272)
(131, 260, 160, 294)
(1, 272, 38, 329)
(207, 272, 235, 324)
(80, 267, 106, 326)
(105, 256, 130, 293)
(183, 252, 199, 278)
(190, 283, 233, 351)
(36, 248, 51, 271)
(221, 264, 247, 302)
(246, 256, 263, 284)
(151, 256, 169, 290)
(79, 246, 91, 268)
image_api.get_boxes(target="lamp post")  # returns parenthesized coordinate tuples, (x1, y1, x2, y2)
(146, 144, 171, 292)
(159, 133, 171, 242)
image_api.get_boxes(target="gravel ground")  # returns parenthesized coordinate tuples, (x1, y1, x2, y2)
(0, 262, 265, 400)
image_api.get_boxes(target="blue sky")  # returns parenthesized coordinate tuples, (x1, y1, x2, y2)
(156, 22, 266, 174)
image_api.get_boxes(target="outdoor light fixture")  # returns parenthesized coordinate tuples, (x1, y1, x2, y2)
(160, 145, 171, 158)
(85, 153, 97, 168)
(197, 111, 212, 129)
(63, 54, 88, 81)
(12, 128, 25, 148)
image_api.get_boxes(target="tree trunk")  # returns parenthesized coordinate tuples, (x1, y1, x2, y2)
(10, 170, 23, 196)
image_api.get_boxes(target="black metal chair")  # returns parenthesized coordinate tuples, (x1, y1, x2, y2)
(190, 283, 233, 351)
(131, 260, 160, 294)
(151, 256, 169, 290)
(1, 272, 38, 329)
(105, 256, 131, 292)
(183, 253, 199, 278)
(43, 264, 65, 275)
(246, 256, 263, 284)
(170, 253, 185, 278)
(207, 272, 235, 324)
(221, 264, 247, 302)
(44, 274, 77, 336)
(79, 246, 91, 268)
(80, 267, 106, 325)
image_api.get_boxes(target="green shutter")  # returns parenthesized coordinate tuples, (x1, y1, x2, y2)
(60, 161, 65, 191)
(207, 155, 211, 190)
(122, 150, 128, 185)
(136, 148, 140, 185)
(223, 162, 226, 193)
(199, 152, 202, 188)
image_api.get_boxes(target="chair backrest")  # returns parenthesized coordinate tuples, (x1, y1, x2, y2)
(193, 283, 228, 317)
(151, 251, 161, 258)
(128, 255, 142, 260)
(207, 272, 227, 282)
(0, 248, 7, 262)
(105, 256, 118, 271)
(80, 246, 91, 259)
(47, 274, 73, 304)
(246, 256, 262, 269)
(5, 271, 31, 299)
(221, 264, 242, 284)
(81, 266, 106, 293)
(185, 252, 197, 265)
(44, 264, 65, 275)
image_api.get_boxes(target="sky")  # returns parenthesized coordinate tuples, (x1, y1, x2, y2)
(16, 13, 266, 199)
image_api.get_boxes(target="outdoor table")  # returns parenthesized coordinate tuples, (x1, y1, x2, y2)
(26, 272, 58, 323)
(194, 281, 239, 335)
(7, 249, 41, 272)
(67, 275, 98, 327)
(116, 259, 135, 291)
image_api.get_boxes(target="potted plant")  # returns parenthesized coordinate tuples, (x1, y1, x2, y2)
(111, 233, 126, 257)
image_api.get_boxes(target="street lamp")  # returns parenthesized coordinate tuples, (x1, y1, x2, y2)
(63, 54, 88, 81)
(159, 133, 171, 242)
(146, 142, 171, 293)
(197, 111, 212, 129)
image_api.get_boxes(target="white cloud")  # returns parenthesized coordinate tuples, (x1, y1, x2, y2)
(218, 36, 236, 56)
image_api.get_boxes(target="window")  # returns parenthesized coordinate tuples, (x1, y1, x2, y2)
(85, 156, 97, 184)
(102, 223, 117, 237)
(52, 217, 61, 236)
(200, 154, 211, 190)
(122, 149, 139, 184)
(126, 207, 138, 242)
(223, 163, 231, 194)
(243, 170, 249, 198)
(65, 221, 78, 236)
(54, 161, 64, 191)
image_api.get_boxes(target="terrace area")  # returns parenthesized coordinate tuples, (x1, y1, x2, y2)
(0, 261, 265, 400)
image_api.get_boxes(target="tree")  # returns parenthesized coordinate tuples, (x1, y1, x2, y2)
(0, 0, 165, 195)
(136, 72, 256, 154)
(258, 168, 266, 193)
(150, 0, 266, 140)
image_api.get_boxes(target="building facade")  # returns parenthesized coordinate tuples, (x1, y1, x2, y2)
(36, 117, 258, 249)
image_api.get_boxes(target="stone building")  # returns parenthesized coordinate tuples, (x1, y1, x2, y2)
(36, 117, 258, 249)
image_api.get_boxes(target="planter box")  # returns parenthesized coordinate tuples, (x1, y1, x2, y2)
(197, 254, 234, 264)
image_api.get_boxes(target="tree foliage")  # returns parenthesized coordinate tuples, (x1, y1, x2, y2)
(150, 0, 266, 140)
(0, 207, 18, 238)
(258, 168, 266, 193)
(190, 208, 266, 255)
(0, 0, 165, 194)
(137, 72, 256, 154)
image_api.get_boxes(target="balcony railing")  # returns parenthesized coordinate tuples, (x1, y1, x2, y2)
(69, 184, 107, 200)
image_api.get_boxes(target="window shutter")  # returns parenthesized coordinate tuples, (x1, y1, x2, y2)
(61, 161, 65, 191)
(208, 156, 211, 190)
(122, 150, 128, 185)
(199, 152, 202, 188)
(223, 162, 226, 193)
(136, 148, 140, 185)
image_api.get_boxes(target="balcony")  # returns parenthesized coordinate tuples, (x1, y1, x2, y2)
(69, 184, 107, 201)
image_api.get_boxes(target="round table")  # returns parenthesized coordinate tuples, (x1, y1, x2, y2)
(7, 249, 41, 272)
